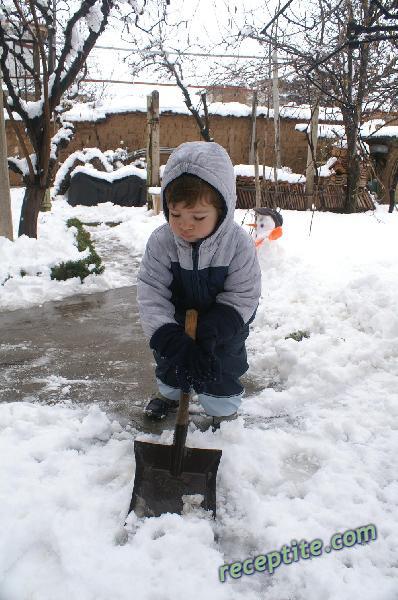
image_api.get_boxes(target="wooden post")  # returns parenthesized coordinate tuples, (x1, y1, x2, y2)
(254, 141, 261, 208)
(0, 63, 13, 241)
(272, 48, 281, 171)
(305, 101, 320, 209)
(272, 47, 281, 206)
(389, 182, 397, 213)
(40, 188, 52, 212)
(146, 90, 160, 212)
(249, 89, 257, 164)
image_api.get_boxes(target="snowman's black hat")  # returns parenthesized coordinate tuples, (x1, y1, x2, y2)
(253, 207, 283, 227)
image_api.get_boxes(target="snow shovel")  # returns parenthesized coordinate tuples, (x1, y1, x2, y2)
(127, 309, 222, 519)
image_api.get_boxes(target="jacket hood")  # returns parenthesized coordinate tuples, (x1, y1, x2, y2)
(161, 141, 236, 244)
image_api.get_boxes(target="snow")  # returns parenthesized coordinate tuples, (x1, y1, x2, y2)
(301, 119, 398, 142)
(295, 123, 346, 139)
(71, 163, 147, 182)
(61, 83, 344, 123)
(276, 103, 343, 122)
(53, 148, 141, 195)
(235, 164, 305, 183)
(50, 121, 75, 160)
(207, 101, 252, 118)
(318, 157, 338, 177)
(1, 189, 398, 598)
(20, 97, 44, 119)
(8, 153, 37, 176)
(361, 119, 398, 139)
(86, 2, 104, 33)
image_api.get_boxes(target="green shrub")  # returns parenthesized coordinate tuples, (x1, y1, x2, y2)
(51, 218, 105, 282)
(285, 330, 310, 342)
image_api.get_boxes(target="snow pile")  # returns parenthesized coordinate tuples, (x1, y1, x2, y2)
(0, 193, 165, 312)
(0, 196, 95, 310)
(0, 403, 230, 600)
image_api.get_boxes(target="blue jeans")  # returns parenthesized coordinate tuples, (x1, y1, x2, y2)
(153, 335, 248, 417)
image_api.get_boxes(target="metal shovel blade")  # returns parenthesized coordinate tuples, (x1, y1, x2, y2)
(128, 440, 222, 518)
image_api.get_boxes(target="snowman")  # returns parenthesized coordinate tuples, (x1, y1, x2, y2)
(247, 207, 283, 248)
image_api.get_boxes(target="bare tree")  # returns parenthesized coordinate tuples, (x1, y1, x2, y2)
(249, 0, 398, 211)
(0, 0, 132, 238)
(212, 0, 397, 211)
(123, 0, 230, 141)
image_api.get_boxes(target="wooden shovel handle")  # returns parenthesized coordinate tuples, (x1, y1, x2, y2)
(171, 309, 198, 476)
(175, 309, 198, 427)
(184, 308, 198, 341)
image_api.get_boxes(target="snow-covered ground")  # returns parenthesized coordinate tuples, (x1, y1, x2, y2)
(1, 190, 397, 599)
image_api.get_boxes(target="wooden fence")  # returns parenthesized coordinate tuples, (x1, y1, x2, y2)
(236, 179, 375, 212)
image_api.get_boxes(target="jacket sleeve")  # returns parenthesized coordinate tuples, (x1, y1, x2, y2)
(137, 228, 178, 339)
(215, 229, 262, 324)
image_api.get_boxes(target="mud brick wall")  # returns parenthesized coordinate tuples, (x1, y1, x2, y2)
(5, 110, 335, 187)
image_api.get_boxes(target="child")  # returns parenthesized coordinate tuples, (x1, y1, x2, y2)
(137, 141, 261, 426)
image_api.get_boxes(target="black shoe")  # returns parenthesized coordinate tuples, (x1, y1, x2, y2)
(211, 413, 238, 432)
(144, 396, 179, 420)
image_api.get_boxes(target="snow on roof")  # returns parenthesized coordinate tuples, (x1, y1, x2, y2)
(207, 101, 252, 118)
(234, 164, 305, 183)
(361, 119, 398, 139)
(295, 123, 346, 139)
(61, 82, 343, 123)
(296, 118, 398, 143)
(235, 159, 339, 181)
(276, 103, 343, 122)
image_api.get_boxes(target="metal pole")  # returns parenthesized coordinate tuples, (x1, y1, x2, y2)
(0, 62, 13, 240)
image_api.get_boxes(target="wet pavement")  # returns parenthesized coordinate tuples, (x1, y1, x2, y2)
(0, 285, 265, 433)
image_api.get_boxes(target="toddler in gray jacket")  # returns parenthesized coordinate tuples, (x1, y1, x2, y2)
(137, 141, 261, 424)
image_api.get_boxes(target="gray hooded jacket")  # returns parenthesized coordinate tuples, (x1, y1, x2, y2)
(137, 141, 261, 340)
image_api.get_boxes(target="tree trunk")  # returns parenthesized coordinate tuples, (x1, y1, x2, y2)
(18, 183, 46, 238)
(305, 100, 320, 209)
(0, 64, 13, 240)
(389, 182, 397, 213)
(344, 116, 360, 213)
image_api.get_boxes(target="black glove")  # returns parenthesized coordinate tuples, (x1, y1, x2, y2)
(197, 303, 244, 353)
(175, 356, 221, 393)
(150, 323, 220, 392)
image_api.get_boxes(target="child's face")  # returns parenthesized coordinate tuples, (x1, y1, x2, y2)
(168, 196, 219, 242)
